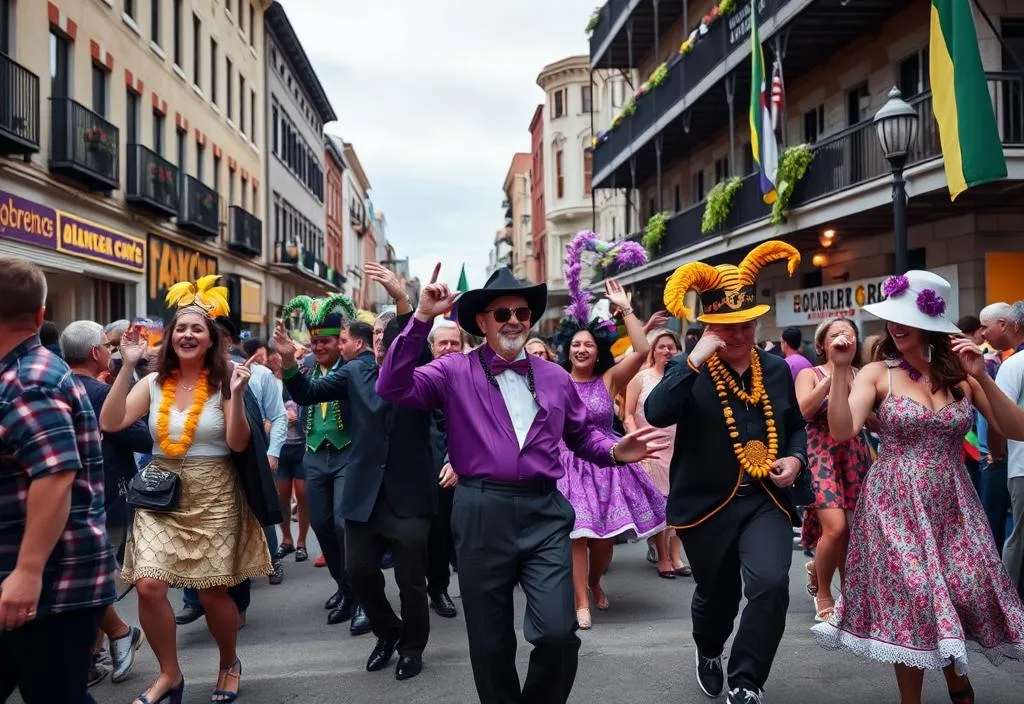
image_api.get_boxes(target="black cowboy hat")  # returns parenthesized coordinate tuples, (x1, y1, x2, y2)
(456, 267, 547, 338)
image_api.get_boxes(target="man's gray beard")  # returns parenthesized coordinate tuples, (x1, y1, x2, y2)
(497, 331, 527, 356)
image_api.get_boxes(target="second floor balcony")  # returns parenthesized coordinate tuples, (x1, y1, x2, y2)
(0, 52, 40, 158)
(591, 0, 907, 190)
(49, 97, 119, 192)
(125, 145, 179, 218)
(228, 206, 263, 258)
(273, 242, 342, 290)
(603, 72, 1024, 278)
(177, 176, 220, 238)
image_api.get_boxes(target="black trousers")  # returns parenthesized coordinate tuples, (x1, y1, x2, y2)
(305, 444, 352, 597)
(0, 605, 104, 704)
(345, 495, 431, 657)
(678, 490, 793, 693)
(427, 485, 455, 596)
(453, 477, 580, 704)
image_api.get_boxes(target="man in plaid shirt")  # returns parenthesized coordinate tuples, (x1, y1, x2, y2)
(0, 257, 116, 703)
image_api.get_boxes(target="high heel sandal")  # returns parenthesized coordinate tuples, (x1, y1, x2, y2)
(212, 659, 241, 703)
(949, 683, 974, 704)
(805, 561, 818, 597)
(576, 607, 592, 630)
(589, 584, 610, 610)
(814, 596, 835, 623)
(657, 560, 676, 579)
(134, 677, 185, 704)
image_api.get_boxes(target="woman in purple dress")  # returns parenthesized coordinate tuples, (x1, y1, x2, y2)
(813, 271, 1024, 704)
(554, 276, 666, 630)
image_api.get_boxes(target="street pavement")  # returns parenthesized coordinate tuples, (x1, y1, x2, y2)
(84, 538, 1024, 704)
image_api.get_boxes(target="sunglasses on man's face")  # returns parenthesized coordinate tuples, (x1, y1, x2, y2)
(485, 307, 532, 324)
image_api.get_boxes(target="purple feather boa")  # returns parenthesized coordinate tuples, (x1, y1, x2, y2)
(563, 230, 649, 323)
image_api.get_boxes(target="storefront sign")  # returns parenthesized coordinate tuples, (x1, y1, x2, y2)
(775, 265, 959, 327)
(0, 188, 145, 273)
(57, 212, 145, 272)
(147, 234, 218, 316)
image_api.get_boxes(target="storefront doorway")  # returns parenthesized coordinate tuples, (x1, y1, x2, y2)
(43, 270, 130, 327)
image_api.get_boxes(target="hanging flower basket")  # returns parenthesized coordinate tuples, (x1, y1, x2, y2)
(84, 126, 116, 155)
(701, 176, 743, 234)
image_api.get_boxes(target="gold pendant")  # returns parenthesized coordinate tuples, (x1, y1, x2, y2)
(743, 440, 769, 465)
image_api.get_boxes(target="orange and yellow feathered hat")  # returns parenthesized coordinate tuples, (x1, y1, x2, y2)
(664, 241, 800, 324)
(165, 274, 231, 319)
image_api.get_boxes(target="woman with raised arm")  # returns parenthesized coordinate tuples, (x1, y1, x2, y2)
(100, 276, 271, 704)
(794, 318, 872, 622)
(812, 271, 1024, 704)
(624, 327, 691, 579)
(553, 233, 666, 629)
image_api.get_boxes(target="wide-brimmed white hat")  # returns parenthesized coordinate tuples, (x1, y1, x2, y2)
(862, 270, 960, 334)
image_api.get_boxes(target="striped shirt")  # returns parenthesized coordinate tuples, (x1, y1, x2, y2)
(0, 336, 115, 615)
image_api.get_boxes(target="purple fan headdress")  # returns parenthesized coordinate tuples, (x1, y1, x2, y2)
(563, 230, 648, 323)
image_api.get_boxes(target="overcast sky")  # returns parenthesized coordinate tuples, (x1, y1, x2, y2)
(278, 0, 599, 291)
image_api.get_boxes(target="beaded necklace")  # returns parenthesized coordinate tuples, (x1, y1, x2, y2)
(897, 357, 929, 384)
(706, 350, 779, 479)
(477, 347, 538, 401)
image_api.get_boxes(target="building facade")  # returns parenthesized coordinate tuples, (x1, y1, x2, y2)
(339, 139, 370, 308)
(502, 152, 532, 281)
(1, 0, 268, 330)
(263, 0, 338, 319)
(528, 104, 547, 285)
(324, 128, 344, 281)
(586, 0, 1024, 340)
(535, 55, 634, 328)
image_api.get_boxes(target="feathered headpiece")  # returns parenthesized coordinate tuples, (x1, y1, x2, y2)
(280, 294, 357, 337)
(664, 240, 800, 324)
(165, 274, 231, 319)
(564, 230, 648, 324)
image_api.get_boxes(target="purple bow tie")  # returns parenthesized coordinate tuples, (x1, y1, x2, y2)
(491, 356, 530, 376)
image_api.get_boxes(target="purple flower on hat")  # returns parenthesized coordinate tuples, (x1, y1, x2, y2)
(916, 288, 946, 317)
(881, 274, 909, 298)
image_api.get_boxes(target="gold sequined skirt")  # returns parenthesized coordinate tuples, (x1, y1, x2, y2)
(121, 456, 273, 589)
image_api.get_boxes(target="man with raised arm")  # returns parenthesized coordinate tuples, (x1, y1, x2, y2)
(375, 264, 665, 704)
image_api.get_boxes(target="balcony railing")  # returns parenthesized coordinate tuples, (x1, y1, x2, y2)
(49, 97, 119, 191)
(0, 53, 40, 157)
(125, 144, 179, 218)
(275, 243, 341, 288)
(614, 72, 1024, 271)
(228, 205, 263, 257)
(177, 176, 220, 238)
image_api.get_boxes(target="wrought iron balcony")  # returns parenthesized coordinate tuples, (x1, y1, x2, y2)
(228, 205, 263, 257)
(49, 97, 119, 191)
(125, 144, 179, 218)
(177, 176, 220, 238)
(274, 243, 340, 289)
(0, 53, 40, 157)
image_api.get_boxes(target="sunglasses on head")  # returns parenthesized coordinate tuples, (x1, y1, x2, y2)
(486, 307, 532, 324)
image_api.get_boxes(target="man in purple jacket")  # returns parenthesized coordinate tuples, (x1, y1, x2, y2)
(376, 266, 664, 704)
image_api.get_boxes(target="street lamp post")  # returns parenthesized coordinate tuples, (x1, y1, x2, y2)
(873, 86, 920, 275)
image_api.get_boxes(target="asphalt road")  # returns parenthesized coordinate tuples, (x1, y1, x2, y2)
(80, 538, 1024, 704)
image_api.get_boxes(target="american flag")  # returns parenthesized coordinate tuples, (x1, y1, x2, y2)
(770, 60, 784, 133)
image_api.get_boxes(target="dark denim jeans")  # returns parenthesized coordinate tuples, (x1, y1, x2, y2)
(980, 458, 1011, 553)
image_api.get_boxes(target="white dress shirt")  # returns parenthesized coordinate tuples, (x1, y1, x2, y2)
(494, 349, 540, 449)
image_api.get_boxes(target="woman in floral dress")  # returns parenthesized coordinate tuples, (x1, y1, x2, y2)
(795, 318, 872, 621)
(813, 271, 1024, 704)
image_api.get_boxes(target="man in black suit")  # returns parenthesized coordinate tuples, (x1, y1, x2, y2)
(276, 300, 436, 682)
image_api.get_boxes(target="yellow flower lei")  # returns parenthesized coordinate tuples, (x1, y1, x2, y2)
(156, 370, 211, 457)
(706, 351, 778, 479)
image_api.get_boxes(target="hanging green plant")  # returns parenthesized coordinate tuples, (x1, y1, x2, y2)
(621, 100, 637, 118)
(642, 211, 671, 256)
(701, 176, 743, 234)
(648, 62, 669, 89)
(770, 144, 815, 225)
(585, 7, 602, 35)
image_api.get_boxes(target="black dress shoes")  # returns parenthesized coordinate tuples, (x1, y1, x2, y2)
(174, 604, 204, 625)
(395, 655, 422, 681)
(327, 596, 355, 625)
(324, 591, 342, 610)
(430, 592, 457, 618)
(350, 605, 372, 636)
(365, 637, 399, 672)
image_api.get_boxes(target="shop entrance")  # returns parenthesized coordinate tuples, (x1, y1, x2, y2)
(43, 270, 129, 328)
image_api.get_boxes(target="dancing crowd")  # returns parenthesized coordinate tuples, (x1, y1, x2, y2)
(1, 232, 1024, 704)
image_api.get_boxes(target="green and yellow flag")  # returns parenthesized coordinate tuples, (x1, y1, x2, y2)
(930, 0, 1007, 201)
